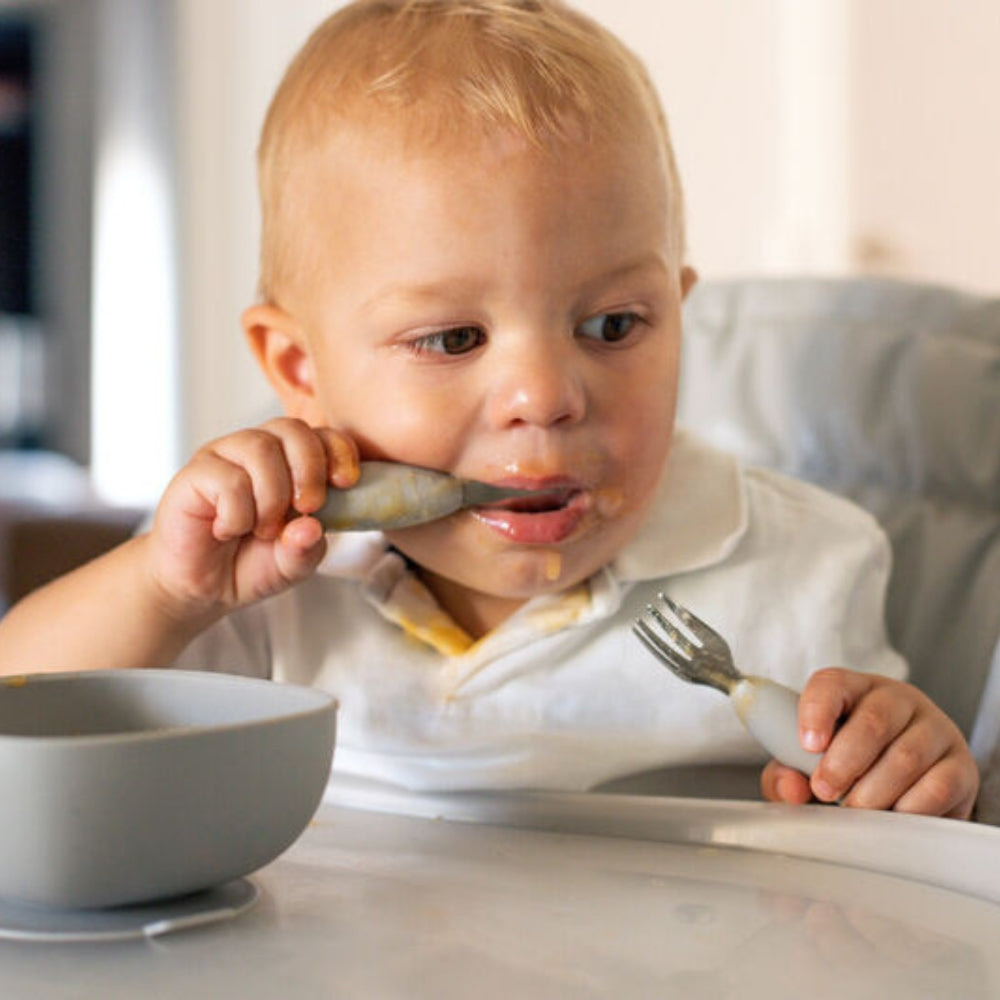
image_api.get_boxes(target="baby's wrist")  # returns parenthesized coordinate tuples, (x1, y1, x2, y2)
(133, 535, 229, 640)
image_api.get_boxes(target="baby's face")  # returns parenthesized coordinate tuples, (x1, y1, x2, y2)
(279, 121, 691, 628)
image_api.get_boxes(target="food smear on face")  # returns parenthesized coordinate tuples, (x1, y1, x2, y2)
(593, 486, 625, 519)
(542, 550, 563, 582)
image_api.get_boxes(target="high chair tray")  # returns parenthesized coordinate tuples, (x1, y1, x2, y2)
(326, 773, 1000, 904)
(4, 783, 999, 1000)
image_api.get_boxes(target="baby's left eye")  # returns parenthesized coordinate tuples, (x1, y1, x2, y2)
(578, 312, 640, 343)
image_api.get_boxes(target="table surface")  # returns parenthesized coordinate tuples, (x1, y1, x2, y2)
(3, 781, 1000, 1000)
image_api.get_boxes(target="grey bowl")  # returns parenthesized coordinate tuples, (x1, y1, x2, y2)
(0, 669, 336, 910)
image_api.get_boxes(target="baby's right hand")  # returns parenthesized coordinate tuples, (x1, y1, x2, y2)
(145, 418, 359, 621)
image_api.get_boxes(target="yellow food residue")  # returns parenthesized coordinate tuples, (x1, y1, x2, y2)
(386, 573, 475, 657)
(397, 614, 474, 657)
(2, 675, 28, 688)
(542, 550, 563, 582)
(525, 583, 591, 634)
(593, 487, 625, 518)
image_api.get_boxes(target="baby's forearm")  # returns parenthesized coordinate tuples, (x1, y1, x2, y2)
(0, 536, 220, 675)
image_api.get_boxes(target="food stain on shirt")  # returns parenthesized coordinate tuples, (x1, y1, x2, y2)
(525, 583, 591, 633)
(381, 572, 475, 657)
(396, 613, 474, 657)
(378, 555, 590, 671)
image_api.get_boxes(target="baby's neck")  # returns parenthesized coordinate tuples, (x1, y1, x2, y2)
(415, 569, 528, 641)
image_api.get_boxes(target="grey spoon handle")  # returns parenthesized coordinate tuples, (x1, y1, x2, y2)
(313, 461, 545, 532)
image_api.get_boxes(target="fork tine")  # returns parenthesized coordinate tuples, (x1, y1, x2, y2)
(634, 594, 739, 694)
(632, 620, 700, 683)
(656, 592, 713, 644)
(632, 618, 688, 663)
(647, 597, 701, 655)
(654, 592, 733, 661)
(644, 605, 698, 661)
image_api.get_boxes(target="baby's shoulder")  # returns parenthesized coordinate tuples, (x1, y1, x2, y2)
(740, 462, 886, 550)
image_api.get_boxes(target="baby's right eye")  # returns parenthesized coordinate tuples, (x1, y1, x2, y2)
(410, 326, 486, 356)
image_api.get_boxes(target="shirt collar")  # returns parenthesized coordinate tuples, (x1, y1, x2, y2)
(609, 427, 748, 582)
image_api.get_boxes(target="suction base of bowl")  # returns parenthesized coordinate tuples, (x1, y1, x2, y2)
(0, 878, 259, 943)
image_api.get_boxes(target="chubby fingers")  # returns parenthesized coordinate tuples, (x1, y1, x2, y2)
(193, 418, 358, 542)
(761, 760, 813, 805)
(796, 668, 978, 818)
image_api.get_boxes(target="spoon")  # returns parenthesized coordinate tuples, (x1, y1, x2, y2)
(313, 461, 551, 531)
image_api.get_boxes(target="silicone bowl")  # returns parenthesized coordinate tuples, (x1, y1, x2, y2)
(0, 669, 336, 910)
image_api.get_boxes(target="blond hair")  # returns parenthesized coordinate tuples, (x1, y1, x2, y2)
(257, 0, 685, 303)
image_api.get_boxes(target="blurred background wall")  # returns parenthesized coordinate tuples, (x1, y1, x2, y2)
(1, 0, 998, 507)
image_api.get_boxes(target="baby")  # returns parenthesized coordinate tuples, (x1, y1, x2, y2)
(0, 0, 978, 816)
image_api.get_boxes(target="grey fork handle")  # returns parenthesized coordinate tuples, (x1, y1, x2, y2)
(730, 677, 823, 776)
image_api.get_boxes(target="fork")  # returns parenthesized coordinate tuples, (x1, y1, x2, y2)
(633, 592, 823, 775)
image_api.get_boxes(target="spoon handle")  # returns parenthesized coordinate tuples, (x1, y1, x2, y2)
(314, 462, 464, 531)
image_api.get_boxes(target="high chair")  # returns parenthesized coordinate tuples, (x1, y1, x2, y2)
(678, 276, 1000, 818)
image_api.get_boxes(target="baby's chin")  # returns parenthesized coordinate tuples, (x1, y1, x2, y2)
(483, 547, 574, 595)
(419, 545, 595, 605)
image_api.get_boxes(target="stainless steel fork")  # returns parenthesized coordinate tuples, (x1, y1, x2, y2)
(633, 592, 822, 775)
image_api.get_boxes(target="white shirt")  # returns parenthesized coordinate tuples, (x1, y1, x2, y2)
(175, 430, 906, 791)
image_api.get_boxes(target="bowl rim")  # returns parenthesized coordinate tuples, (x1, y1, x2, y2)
(0, 668, 337, 748)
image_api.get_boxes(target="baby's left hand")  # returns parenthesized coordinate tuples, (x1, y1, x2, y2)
(761, 668, 979, 819)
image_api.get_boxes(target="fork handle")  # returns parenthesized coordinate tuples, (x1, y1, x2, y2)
(730, 677, 823, 777)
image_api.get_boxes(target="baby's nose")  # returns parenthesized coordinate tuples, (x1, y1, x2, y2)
(485, 338, 586, 429)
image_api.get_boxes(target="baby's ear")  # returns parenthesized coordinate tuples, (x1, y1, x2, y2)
(680, 266, 698, 300)
(242, 304, 319, 418)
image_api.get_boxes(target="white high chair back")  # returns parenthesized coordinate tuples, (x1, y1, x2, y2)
(678, 277, 1000, 776)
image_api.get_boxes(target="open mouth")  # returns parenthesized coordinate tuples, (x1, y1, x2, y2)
(472, 486, 588, 544)
(484, 488, 578, 514)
